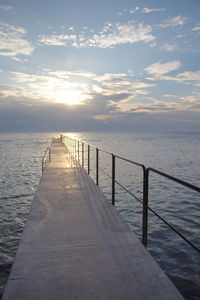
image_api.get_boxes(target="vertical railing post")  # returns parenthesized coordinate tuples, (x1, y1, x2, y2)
(142, 167, 149, 247)
(49, 148, 51, 163)
(96, 148, 99, 185)
(82, 142, 84, 168)
(112, 154, 115, 206)
(76, 140, 78, 160)
(74, 140, 76, 159)
(78, 141, 79, 162)
(88, 145, 90, 175)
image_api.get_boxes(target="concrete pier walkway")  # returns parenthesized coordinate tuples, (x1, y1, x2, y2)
(2, 139, 184, 299)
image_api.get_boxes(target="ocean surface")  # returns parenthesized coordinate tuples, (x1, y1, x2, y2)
(0, 132, 199, 299)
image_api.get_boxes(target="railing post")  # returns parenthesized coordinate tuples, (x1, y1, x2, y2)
(49, 148, 51, 163)
(74, 140, 76, 159)
(76, 140, 78, 160)
(96, 148, 99, 185)
(142, 167, 149, 247)
(82, 142, 84, 168)
(78, 141, 79, 162)
(112, 154, 115, 205)
(88, 145, 90, 175)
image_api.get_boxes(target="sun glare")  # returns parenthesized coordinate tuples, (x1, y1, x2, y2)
(55, 89, 85, 105)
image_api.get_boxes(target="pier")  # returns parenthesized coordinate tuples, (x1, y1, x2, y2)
(2, 138, 184, 299)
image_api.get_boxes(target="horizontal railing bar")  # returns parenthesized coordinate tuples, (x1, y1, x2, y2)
(115, 155, 145, 169)
(147, 204, 200, 253)
(148, 168, 200, 193)
(99, 167, 143, 205)
(115, 180, 143, 205)
(98, 148, 112, 155)
(99, 167, 112, 179)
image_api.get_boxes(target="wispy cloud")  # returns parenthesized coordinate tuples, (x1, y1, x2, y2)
(192, 24, 200, 31)
(0, 5, 13, 11)
(39, 34, 77, 46)
(129, 7, 165, 14)
(0, 21, 34, 56)
(142, 7, 165, 13)
(160, 16, 188, 28)
(119, 6, 165, 15)
(145, 61, 200, 86)
(145, 60, 182, 77)
(162, 71, 200, 84)
(115, 90, 200, 114)
(39, 21, 156, 48)
(160, 43, 177, 52)
(38, 14, 190, 51)
(82, 22, 156, 48)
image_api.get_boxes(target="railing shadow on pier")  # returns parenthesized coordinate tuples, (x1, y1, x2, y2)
(42, 147, 51, 172)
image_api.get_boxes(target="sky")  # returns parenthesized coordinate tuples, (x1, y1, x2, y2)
(0, 0, 200, 132)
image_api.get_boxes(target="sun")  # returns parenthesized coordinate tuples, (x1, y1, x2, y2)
(55, 89, 85, 105)
(41, 77, 89, 105)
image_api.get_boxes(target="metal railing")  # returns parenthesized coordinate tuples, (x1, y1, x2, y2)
(42, 147, 51, 172)
(62, 135, 200, 253)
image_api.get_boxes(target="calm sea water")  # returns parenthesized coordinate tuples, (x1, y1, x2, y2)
(0, 132, 199, 299)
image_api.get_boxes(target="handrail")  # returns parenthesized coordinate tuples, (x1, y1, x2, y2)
(147, 167, 200, 193)
(42, 147, 51, 172)
(62, 135, 200, 253)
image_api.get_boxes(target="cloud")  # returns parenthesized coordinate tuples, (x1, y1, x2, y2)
(0, 69, 155, 128)
(1, 68, 199, 133)
(160, 16, 188, 28)
(145, 61, 200, 86)
(39, 21, 156, 48)
(162, 71, 200, 84)
(1, 71, 200, 132)
(174, 71, 200, 81)
(7, 70, 154, 107)
(83, 22, 156, 47)
(9, 71, 92, 105)
(160, 43, 177, 52)
(129, 7, 165, 14)
(142, 7, 165, 13)
(11, 56, 28, 62)
(145, 60, 182, 77)
(0, 21, 34, 56)
(115, 90, 200, 114)
(129, 7, 140, 14)
(39, 34, 77, 46)
(167, 16, 187, 26)
(0, 5, 13, 11)
(192, 25, 200, 31)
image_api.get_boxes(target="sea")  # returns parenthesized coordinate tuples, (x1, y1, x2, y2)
(0, 132, 199, 299)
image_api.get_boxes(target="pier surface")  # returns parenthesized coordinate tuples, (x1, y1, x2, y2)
(2, 139, 184, 300)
